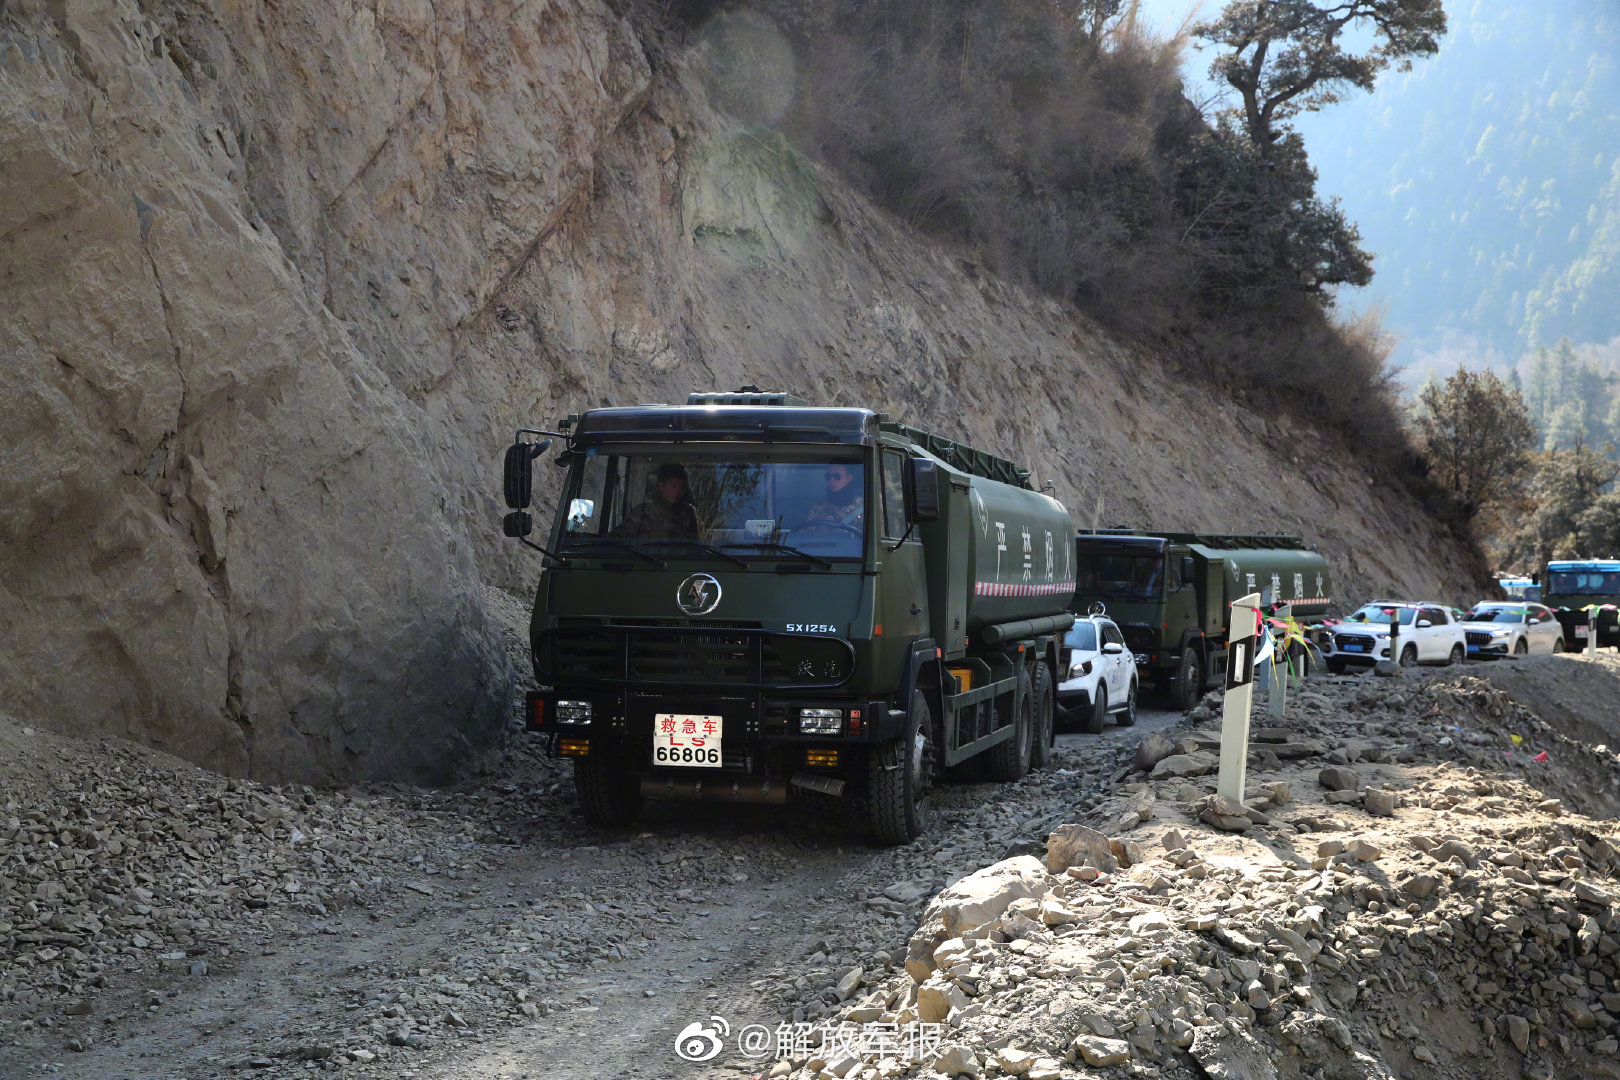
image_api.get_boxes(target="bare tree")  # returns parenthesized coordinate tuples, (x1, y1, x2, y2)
(1413, 367, 1535, 525)
(1193, 0, 1447, 153)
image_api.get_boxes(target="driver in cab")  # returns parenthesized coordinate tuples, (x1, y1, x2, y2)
(618, 463, 701, 540)
(799, 463, 863, 530)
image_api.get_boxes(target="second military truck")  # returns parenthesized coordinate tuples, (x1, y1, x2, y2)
(501, 389, 1075, 843)
(1069, 530, 1333, 710)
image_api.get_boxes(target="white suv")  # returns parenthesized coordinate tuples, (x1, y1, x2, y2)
(1058, 612, 1138, 733)
(1324, 601, 1467, 673)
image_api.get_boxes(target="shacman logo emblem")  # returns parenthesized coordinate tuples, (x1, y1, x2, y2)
(677, 573, 723, 616)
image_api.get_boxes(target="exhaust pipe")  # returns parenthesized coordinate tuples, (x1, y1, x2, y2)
(640, 776, 789, 804)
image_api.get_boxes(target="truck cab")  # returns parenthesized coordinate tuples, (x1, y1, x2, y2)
(1542, 560, 1620, 650)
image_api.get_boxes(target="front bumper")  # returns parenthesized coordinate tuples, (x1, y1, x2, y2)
(1056, 671, 1099, 711)
(524, 688, 891, 787)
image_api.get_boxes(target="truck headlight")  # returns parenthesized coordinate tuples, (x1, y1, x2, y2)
(556, 700, 593, 724)
(799, 708, 843, 735)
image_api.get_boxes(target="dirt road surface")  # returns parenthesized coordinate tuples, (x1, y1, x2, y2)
(0, 699, 1179, 1080)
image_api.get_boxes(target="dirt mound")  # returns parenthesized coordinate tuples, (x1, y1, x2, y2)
(776, 670, 1620, 1080)
(1462, 653, 1620, 753)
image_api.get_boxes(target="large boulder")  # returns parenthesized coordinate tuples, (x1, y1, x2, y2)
(1047, 823, 1117, 875)
(906, 856, 1050, 982)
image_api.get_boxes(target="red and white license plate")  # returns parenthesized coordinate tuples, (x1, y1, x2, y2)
(652, 713, 722, 767)
(1577, 625, 1590, 638)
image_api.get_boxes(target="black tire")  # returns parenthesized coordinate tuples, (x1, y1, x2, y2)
(869, 690, 933, 845)
(1447, 643, 1465, 666)
(1083, 682, 1106, 735)
(1327, 657, 1347, 675)
(574, 756, 643, 827)
(1116, 681, 1138, 726)
(1513, 637, 1529, 656)
(1030, 663, 1056, 768)
(1554, 637, 1565, 653)
(1399, 643, 1418, 667)
(986, 667, 1034, 781)
(1171, 649, 1203, 712)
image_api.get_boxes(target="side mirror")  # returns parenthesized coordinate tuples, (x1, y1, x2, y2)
(1416, 620, 1432, 628)
(909, 458, 941, 522)
(1180, 556, 1195, 586)
(1102, 642, 1125, 655)
(503, 438, 553, 509)
(503, 511, 533, 538)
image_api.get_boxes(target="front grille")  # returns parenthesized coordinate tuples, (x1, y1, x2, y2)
(1334, 634, 1375, 651)
(630, 630, 750, 683)
(1466, 631, 1493, 646)
(540, 622, 854, 689)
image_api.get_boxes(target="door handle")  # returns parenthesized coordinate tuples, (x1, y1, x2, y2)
(910, 605, 923, 615)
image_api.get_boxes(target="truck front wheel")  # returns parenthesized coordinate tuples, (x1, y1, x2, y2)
(574, 756, 643, 827)
(1030, 663, 1056, 768)
(1171, 649, 1203, 712)
(986, 668, 1033, 781)
(869, 690, 933, 845)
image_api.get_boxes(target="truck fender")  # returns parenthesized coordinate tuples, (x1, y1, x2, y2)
(884, 638, 941, 742)
(1177, 629, 1207, 665)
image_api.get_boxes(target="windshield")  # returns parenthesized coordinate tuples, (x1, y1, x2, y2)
(1464, 606, 1526, 624)
(560, 450, 867, 560)
(1076, 552, 1164, 600)
(1548, 570, 1620, 597)
(1064, 623, 1099, 651)
(1346, 604, 1415, 626)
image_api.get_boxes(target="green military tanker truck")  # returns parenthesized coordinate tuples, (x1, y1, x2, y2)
(500, 389, 1075, 844)
(1070, 530, 1333, 710)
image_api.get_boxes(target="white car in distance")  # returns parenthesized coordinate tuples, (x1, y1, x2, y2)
(1461, 601, 1566, 659)
(1325, 601, 1467, 672)
(1058, 611, 1138, 733)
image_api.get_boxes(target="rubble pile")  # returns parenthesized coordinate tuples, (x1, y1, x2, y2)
(775, 663, 1620, 1080)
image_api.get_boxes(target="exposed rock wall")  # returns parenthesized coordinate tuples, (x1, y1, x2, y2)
(0, 0, 1483, 784)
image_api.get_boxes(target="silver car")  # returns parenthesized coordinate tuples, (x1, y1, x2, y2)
(1461, 602, 1566, 659)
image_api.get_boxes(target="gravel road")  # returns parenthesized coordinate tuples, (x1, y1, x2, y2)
(0, 706, 1181, 1080)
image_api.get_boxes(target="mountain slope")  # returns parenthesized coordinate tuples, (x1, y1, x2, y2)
(0, 0, 1485, 784)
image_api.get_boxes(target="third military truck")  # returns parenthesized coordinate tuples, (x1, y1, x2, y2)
(500, 389, 1074, 844)
(1541, 559, 1620, 651)
(1069, 530, 1333, 710)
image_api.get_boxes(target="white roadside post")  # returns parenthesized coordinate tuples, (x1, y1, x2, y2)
(1218, 592, 1263, 805)
(1589, 608, 1599, 657)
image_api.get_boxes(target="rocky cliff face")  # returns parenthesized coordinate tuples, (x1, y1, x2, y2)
(0, 1, 1482, 784)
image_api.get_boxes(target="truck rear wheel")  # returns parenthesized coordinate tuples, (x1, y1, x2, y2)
(869, 690, 933, 845)
(573, 756, 642, 827)
(986, 668, 1033, 781)
(1171, 649, 1203, 712)
(1030, 663, 1055, 768)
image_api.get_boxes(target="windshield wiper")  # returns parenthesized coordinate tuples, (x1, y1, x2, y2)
(647, 540, 749, 569)
(724, 542, 834, 569)
(569, 540, 666, 567)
